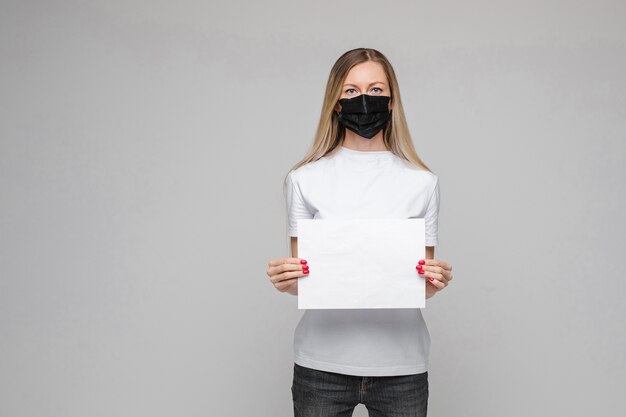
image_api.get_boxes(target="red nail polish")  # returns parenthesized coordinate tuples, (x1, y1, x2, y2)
(415, 265, 421, 270)
(302, 266, 309, 271)
(418, 270, 424, 275)
(300, 260, 307, 264)
(428, 277, 434, 281)
(418, 260, 425, 265)
(303, 269, 309, 274)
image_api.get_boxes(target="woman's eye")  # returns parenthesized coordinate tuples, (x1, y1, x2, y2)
(371, 87, 383, 93)
(345, 88, 357, 94)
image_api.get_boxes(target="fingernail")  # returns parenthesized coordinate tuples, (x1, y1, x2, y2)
(302, 265, 309, 271)
(415, 265, 421, 270)
(303, 269, 309, 274)
(418, 260, 425, 265)
(300, 259, 307, 264)
(418, 270, 424, 275)
(428, 277, 434, 281)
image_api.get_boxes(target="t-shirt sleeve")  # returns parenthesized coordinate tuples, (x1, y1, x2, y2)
(285, 171, 314, 237)
(424, 176, 440, 246)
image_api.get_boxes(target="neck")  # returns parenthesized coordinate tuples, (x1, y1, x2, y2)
(341, 129, 388, 151)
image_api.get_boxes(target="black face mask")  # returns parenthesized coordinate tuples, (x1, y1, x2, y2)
(336, 94, 391, 139)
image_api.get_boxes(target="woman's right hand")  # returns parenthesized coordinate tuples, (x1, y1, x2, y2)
(266, 258, 309, 295)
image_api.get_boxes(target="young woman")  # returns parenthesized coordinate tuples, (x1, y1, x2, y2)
(266, 48, 454, 417)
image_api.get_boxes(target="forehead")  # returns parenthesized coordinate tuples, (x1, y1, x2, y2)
(343, 61, 388, 85)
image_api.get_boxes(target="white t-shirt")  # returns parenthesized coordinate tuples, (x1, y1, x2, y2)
(285, 144, 440, 376)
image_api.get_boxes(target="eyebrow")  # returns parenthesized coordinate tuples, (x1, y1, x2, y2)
(343, 82, 386, 87)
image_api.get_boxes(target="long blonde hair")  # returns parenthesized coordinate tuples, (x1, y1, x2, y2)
(286, 48, 432, 181)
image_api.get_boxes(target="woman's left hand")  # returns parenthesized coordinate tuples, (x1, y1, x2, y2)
(416, 258, 453, 299)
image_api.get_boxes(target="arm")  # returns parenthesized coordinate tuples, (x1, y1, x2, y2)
(422, 245, 453, 300)
(266, 238, 306, 295)
(285, 237, 299, 296)
(425, 245, 435, 261)
(425, 246, 436, 299)
(291, 236, 299, 258)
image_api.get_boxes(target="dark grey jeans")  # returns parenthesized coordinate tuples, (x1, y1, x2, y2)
(291, 362, 429, 417)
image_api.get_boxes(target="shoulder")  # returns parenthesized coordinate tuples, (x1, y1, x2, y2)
(394, 157, 439, 189)
(287, 154, 333, 184)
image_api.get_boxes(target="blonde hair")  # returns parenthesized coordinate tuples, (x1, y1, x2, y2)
(286, 48, 432, 183)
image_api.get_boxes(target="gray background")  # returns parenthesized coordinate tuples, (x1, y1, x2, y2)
(1, 1, 625, 416)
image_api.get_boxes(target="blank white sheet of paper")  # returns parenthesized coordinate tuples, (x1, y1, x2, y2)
(297, 218, 426, 309)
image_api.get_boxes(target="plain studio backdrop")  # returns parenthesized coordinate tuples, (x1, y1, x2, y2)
(1, 1, 625, 416)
